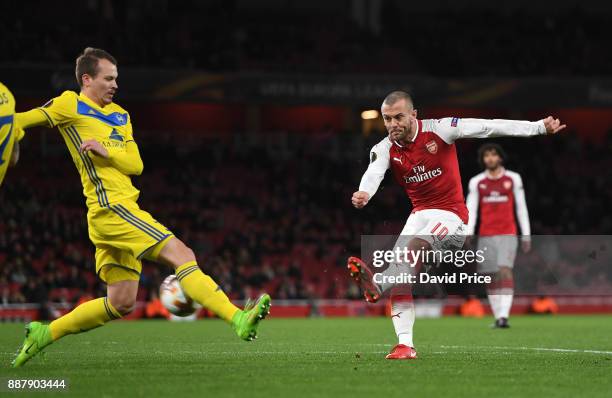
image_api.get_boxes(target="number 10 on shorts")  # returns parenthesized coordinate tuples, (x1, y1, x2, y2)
(430, 222, 449, 240)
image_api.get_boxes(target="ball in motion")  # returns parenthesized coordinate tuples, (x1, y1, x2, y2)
(160, 275, 196, 317)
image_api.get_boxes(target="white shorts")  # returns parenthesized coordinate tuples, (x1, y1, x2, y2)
(477, 235, 518, 273)
(378, 209, 467, 293)
(399, 209, 467, 252)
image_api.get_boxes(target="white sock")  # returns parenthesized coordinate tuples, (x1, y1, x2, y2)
(499, 291, 514, 319)
(391, 298, 415, 347)
(488, 292, 501, 319)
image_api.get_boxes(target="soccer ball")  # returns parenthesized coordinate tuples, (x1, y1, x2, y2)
(160, 275, 196, 317)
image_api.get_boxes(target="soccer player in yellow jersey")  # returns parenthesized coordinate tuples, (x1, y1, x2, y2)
(12, 48, 271, 368)
(0, 82, 25, 186)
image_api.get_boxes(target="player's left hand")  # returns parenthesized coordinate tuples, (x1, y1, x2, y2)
(80, 139, 109, 158)
(542, 116, 566, 135)
(521, 240, 532, 253)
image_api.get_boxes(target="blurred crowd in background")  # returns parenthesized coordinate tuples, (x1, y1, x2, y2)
(2, 0, 612, 313)
(2, 0, 609, 76)
(1, 127, 611, 310)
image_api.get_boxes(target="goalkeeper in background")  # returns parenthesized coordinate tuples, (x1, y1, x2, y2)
(12, 48, 271, 368)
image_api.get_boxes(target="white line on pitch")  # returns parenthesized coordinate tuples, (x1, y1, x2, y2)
(440, 345, 612, 355)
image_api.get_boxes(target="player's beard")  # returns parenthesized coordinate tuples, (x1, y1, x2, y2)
(389, 118, 416, 143)
(389, 126, 409, 143)
(485, 161, 502, 171)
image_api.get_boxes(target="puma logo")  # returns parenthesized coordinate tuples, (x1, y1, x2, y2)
(391, 312, 402, 319)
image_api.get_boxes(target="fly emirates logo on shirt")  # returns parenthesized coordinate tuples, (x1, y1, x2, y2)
(403, 164, 443, 184)
(482, 190, 509, 203)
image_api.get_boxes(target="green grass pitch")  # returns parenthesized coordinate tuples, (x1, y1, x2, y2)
(1, 316, 611, 397)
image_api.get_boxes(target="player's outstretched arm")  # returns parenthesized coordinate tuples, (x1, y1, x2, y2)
(15, 110, 51, 129)
(434, 116, 566, 143)
(17, 92, 79, 130)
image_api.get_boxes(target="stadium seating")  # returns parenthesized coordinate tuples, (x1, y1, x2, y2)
(1, 129, 610, 310)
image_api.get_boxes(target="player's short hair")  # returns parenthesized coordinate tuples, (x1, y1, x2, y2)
(478, 143, 507, 168)
(382, 91, 414, 108)
(75, 47, 117, 87)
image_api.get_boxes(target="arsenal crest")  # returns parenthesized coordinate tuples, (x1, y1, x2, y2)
(426, 140, 438, 154)
(503, 180, 512, 190)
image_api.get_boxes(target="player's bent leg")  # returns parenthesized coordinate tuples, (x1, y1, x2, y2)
(49, 264, 131, 341)
(347, 256, 382, 303)
(151, 235, 196, 267)
(12, 265, 136, 368)
(347, 234, 432, 303)
(12, 297, 122, 368)
(155, 237, 239, 322)
(49, 296, 123, 342)
(385, 211, 461, 360)
(107, 280, 139, 315)
(13, 296, 123, 367)
(153, 237, 271, 341)
(408, 237, 431, 273)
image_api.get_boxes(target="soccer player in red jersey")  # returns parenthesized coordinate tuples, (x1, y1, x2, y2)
(349, 91, 565, 360)
(466, 143, 531, 329)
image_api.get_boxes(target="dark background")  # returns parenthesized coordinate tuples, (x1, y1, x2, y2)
(1, 0, 611, 310)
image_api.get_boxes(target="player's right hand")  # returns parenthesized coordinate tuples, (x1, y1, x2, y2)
(352, 191, 370, 209)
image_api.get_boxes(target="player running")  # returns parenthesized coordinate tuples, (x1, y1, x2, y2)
(0, 82, 25, 187)
(349, 91, 565, 360)
(12, 48, 271, 368)
(466, 143, 531, 329)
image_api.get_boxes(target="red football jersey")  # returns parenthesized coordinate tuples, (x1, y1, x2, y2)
(387, 120, 468, 223)
(466, 169, 530, 236)
(359, 117, 543, 229)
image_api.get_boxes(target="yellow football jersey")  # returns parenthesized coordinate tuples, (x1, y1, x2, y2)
(0, 82, 25, 187)
(16, 90, 173, 279)
(29, 91, 141, 208)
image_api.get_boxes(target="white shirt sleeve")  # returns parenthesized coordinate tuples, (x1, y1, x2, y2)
(358, 138, 391, 199)
(466, 175, 481, 235)
(432, 117, 547, 144)
(509, 171, 531, 241)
